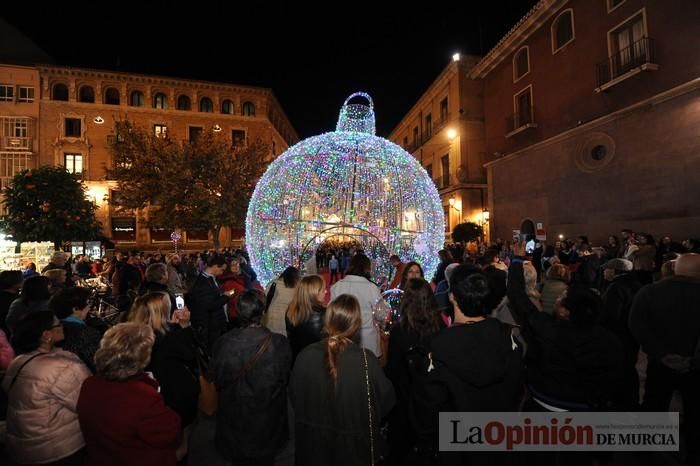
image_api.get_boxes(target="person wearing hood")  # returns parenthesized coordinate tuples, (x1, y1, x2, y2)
(420, 265, 524, 464)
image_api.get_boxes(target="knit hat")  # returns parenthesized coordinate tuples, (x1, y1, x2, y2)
(603, 258, 633, 272)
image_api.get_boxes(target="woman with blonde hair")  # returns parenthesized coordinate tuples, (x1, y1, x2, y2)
(286, 274, 327, 362)
(127, 292, 200, 441)
(77, 323, 181, 466)
(290, 294, 395, 466)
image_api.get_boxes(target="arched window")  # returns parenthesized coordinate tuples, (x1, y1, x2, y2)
(129, 90, 144, 107)
(78, 85, 95, 103)
(52, 83, 69, 101)
(221, 99, 234, 114)
(199, 97, 213, 113)
(104, 87, 120, 105)
(177, 95, 191, 110)
(552, 9, 575, 53)
(153, 92, 168, 109)
(513, 46, 530, 81)
(242, 101, 255, 116)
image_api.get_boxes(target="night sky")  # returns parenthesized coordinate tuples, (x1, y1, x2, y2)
(2, 0, 537, 138)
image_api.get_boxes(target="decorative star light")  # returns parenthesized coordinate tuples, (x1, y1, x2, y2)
(246, 92, 445, 286)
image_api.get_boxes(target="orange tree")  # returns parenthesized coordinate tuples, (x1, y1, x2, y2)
(107, 120, 268, 248)
(1, 166, 102, 250)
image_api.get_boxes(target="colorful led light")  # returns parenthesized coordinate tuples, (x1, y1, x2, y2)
(246, 92, 445, 285)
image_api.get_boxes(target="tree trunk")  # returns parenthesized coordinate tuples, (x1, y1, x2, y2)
(212, 226, 222, 251)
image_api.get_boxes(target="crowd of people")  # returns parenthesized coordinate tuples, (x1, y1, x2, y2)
(0, 227, 697, 466)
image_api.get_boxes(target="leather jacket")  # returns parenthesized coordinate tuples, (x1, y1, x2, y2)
(286, 304, 326, 362)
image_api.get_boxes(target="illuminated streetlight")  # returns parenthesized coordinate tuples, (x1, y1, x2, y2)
(452, 53, 461, 62)
(447, 128, 457, 140)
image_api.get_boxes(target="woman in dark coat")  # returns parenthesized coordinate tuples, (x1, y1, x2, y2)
(209, 290, 291, 466)
(290, 294, 396, 466)
(285, 274, 326, 362)
(127, 292, 200, 429)
(385, 278, 441, 465)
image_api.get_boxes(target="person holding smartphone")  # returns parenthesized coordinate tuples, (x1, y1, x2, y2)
(186, 254, 231, 353)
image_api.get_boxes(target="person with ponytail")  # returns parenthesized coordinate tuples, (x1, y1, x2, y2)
(290, 294, 395, 466)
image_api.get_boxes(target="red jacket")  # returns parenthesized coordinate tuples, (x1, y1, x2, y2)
(77, 373, 182, 466)
(218, 273, 248, 319)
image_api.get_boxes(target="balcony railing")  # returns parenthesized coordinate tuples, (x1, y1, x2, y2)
(1, 136, 31, 151)
(596, 37, 656, 88)
(506, 105, 536, 137)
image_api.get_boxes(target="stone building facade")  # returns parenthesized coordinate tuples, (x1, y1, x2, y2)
(389, 56, 489, 242)
(0, 63, 298, 249)
(470, 0, 700, 243)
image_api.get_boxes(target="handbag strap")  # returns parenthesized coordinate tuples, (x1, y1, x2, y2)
(362, 349, 375, 466)
(9, 352, 46, 390)
(233, 333, 273, 382)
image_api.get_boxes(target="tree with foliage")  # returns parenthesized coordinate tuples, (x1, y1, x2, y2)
(1, 166, 102, 250)
(107, 120, 269, 248)
(452, 221, 484, 244)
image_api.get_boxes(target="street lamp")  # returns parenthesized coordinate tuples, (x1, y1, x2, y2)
(448, 195, 462, 223)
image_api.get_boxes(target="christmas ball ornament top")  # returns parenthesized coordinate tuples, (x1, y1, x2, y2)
(246, 92, 445, 286)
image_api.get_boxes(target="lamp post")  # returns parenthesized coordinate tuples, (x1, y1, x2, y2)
(448, 195, 462, 224)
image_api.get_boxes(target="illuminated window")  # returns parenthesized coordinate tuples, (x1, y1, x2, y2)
(154, 124, 167, 138)
(65, 153, 83, 174)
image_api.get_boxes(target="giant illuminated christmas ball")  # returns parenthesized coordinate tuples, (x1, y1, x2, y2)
(246, 92, 444, 286)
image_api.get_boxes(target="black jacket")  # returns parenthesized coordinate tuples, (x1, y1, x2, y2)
(117, 262, 142, 295)
(209, 326, 291, 460)
(60, 320, 101, 373)
(601, 272, 642, 364)
(148, 326, 201, 427)
(138, 281, 176, 313)
(629, 275, 700, 361)
(508, 258, 624, 408)
(186, 273, 229, 352)
(285, 304, 325, 362)
(426, 319, 524, 413)
(0, 290, 19, 335)
(290, 341, 395, 466)
(525, 312, 625, 409)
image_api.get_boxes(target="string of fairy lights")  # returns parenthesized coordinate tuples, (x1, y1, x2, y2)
(246, 92, 445, 286)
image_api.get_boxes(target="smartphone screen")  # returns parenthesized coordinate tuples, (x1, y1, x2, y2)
(175, 295, 185, 309)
